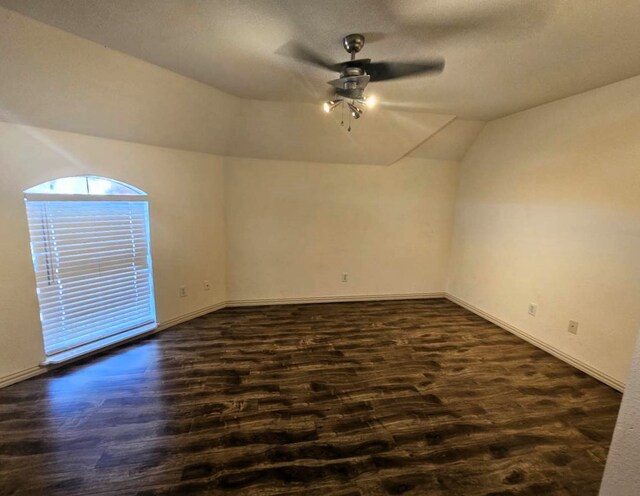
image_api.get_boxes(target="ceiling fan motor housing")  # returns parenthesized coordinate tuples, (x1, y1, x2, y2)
(343, 66, 363, 77)
(343, 33, 365, 55)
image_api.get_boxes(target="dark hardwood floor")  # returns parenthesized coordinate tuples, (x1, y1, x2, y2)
(0, 299, 621, 495)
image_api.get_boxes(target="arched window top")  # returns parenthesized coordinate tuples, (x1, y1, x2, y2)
(25, 176, 145, 196)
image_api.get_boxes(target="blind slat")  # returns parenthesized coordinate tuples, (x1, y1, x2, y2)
(43, 304, 153, 342)
(38, 284, 152, 314)
(33, 248, 149, 266)
(37, 271, 150, 300)
(43, 306, 153, 343)
(34, 261, 148, 284)
(29, 230, 148, 246)
(45, 315, 155, 354)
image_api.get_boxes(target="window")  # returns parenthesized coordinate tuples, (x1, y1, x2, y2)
(25, 176, 157, 364)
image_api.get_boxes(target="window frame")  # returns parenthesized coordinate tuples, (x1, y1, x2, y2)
(24, 176, 158, 364)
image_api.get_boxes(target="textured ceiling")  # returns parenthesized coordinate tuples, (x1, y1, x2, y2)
(2, 0, 640, 120)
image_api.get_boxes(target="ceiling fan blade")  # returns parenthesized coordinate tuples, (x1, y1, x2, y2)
(365, 59, 445, 82)
(277, 41, 336, 71)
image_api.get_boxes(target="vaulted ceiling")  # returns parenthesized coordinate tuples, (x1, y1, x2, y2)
(4, 0, 640, 119)
(1, 1, 639, 164)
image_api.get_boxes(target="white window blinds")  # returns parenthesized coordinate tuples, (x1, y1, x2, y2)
(25, 197, 157, 361)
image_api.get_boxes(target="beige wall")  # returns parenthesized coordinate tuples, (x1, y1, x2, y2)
(0, 122, 227, 380)
(600, 329, 640, 495)
(0, 7, 239, 156)
(225, 156, 458, 302)
(447, 75, 640, 385)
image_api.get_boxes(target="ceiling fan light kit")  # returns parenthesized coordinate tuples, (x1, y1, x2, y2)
(294, 33, 444, 131)
(323, 99, 342, 113)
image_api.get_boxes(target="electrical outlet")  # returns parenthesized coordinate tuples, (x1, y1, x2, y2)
(528, 303, 537, 316)
(203, 280, 211, 291)
(342, 273, 348, 283)
(568, 320, 578, 335)
(179, 286, 188, 298)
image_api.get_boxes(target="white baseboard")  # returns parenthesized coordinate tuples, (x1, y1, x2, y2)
(157, 301, 227, 330)
(4, 293, 622, 393)
(445, 293, 625, 392)
(0, 366, 45, 389)
(226, 292, 445, 307)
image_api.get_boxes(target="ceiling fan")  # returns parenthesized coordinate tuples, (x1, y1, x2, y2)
(288, 33, 445, 130)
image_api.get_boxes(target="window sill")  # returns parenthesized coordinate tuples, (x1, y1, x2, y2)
(41, 322, 158, 366)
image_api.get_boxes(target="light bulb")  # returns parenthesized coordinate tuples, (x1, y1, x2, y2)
(323, 99, 342, 113)
(365, 95, 377, 108)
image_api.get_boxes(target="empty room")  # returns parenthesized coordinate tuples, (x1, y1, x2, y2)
(1, 1, 640, 495)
